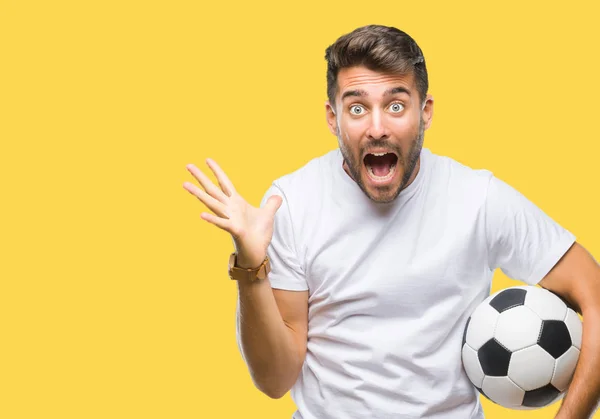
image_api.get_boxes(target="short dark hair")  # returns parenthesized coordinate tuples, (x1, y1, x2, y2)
(325, 25, 428, 108)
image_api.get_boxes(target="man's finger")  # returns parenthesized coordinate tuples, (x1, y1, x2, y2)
(200, 212, 232, 232)
(186, 164, 229, 203)
(265, 195, 283, 217)
(206, 158, 236, 197)
(183, 181, 230, 218)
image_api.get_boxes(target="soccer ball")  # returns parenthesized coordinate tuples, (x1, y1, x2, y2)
(462, 285, 582, 409)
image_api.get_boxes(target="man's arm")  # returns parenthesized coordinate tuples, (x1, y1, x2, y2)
(237, 274, 308, 399)
(538, 242, 600, 419)
(182, 159, 309, 399)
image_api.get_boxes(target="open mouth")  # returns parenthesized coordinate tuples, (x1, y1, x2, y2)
(363, 152, 399, 182)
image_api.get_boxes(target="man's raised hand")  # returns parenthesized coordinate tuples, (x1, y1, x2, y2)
(183, 158, 282, 268)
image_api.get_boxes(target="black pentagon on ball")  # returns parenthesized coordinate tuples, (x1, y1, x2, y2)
(462, 317, 471, 347)
(522, 384, 561, 407)
(489, 288, 527, 313)
(538, 320, 572, 358)
(478, 339, 511, 376)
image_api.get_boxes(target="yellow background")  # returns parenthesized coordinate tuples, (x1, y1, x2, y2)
(1, 0, 599, 417)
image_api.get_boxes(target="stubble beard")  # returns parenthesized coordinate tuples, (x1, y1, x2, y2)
(338, 118, 425, 204)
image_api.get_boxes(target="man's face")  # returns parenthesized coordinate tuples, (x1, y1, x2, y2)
(326, 66, 433, 203)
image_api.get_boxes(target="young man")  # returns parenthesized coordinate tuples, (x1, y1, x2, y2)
(183, 25, 600, 419)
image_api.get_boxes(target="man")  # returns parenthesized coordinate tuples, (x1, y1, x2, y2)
(183, 25, 600, 419)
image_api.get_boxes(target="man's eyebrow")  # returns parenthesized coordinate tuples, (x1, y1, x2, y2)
(340, 86, 411, 102)
(384, 87, 411, 97)
(341, 89, 367, 101)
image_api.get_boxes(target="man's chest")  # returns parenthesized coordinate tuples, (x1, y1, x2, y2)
(301, 203, 489, 318)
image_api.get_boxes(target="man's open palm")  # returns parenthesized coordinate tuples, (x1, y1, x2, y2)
(183, 158, 282, 266)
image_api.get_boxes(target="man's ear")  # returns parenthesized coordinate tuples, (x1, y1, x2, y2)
(325, 101, 338, 136)
(421, 94, 434, 130)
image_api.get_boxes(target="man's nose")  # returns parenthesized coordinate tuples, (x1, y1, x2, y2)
(366, 110, 389, 140)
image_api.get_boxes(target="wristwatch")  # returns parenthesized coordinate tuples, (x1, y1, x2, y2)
(228, 252, 271, 282)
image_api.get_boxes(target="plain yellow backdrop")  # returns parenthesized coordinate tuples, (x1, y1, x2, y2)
(1, 0, 599, 418)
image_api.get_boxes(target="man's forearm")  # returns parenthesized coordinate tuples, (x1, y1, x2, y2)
(236, 279, 303, 399)
(556, 309, 600, 418)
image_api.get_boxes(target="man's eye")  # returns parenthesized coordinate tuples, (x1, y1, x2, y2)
(349, 105, 365, 115)
(389, 103, 404, 113)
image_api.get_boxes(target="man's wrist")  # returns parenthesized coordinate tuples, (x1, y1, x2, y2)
(228, 252, 271, 283)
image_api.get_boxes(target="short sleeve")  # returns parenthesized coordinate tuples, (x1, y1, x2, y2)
(260, 183, 308, 291)
(485, 175, 576, 285)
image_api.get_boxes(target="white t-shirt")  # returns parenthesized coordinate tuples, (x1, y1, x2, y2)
(249, 147, 576, 419)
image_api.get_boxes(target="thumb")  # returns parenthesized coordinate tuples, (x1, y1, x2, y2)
(265, 195, 283, 217)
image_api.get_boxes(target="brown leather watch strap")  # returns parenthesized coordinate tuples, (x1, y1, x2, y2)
(228, 253, 271, 282)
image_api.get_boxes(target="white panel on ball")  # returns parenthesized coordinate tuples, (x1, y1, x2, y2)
(551, 346, 580, 392)
(494, 305, 542, 351)
(524, 286, 567, 321)
(508, 345, 556, 391)
(481, 376, 525, 407)
(465, 303, 500, 350)
(462, 344, 485, 388)
(564, 308, 583, 349)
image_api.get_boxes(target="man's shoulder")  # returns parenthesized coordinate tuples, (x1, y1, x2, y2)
(428, 149, 494, 186)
